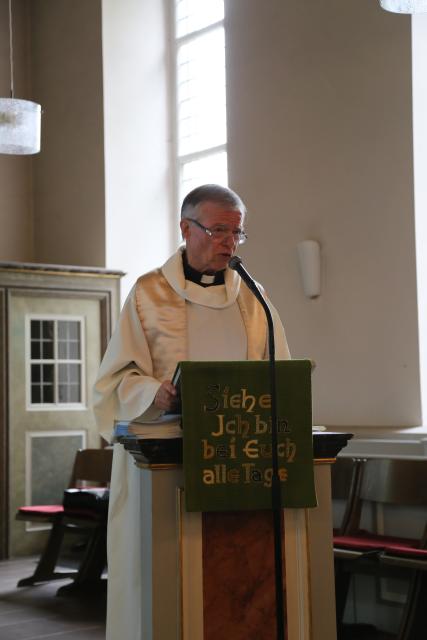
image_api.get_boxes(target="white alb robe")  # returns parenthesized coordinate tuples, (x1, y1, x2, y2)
(93, 248, 290, 640)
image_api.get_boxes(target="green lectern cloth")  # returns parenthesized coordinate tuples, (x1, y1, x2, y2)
(181, 360, 316, 512)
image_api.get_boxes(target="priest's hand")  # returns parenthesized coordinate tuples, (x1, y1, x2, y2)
(154, 380, 177, 411)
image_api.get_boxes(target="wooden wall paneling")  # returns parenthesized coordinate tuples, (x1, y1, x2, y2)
(0, 288, 8, 559)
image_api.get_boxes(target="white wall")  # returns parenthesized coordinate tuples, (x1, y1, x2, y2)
(102, 0, 173, 300)
(413, 14, 427, 422)
(226, 0, 421, 429)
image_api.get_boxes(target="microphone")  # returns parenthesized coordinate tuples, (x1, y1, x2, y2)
(228, 255, 263, 300)
(228, 255, 242, 269)
(228, 255, 272, 347)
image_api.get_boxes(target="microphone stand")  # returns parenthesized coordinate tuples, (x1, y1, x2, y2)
(229, 256, 285, 640)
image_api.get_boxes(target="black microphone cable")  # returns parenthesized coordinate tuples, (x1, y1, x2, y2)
(229, 255, 285, 640)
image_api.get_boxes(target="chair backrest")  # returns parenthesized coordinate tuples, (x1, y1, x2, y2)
(359, 459, 427, 506)
(331, 456, 363, 534)
(68, 448, 113, 488)
(331, 457, 359, 500)
(347, 458, 427, 538)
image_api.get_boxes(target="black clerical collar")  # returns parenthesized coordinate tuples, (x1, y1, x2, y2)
(182, 252, 225, 287)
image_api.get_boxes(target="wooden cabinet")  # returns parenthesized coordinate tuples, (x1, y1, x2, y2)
(0, 262, 123, 559)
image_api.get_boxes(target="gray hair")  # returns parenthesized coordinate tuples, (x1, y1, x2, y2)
(180, 184, 246, 220)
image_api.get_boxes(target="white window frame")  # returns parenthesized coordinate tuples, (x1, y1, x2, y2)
(25, 314, 86, 411)
(169, 3, 228, 220)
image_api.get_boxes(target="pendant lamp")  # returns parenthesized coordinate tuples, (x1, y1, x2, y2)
(0, 0, 41, 155)
(380, 0, 427, 12)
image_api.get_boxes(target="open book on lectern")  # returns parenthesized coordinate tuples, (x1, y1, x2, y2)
(113, 364, 183, 439)
(113, 359, 318, 442)
(113, 413, 182, 439)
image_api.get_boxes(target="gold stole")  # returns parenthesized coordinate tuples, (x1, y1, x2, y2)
(135, 269, 268, 381)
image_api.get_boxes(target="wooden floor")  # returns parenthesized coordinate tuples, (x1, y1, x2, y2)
(0, 556, 106, 639)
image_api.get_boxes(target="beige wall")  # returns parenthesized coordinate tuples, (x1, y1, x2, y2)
(226, 0, 420, 428)
(0, 0, 33, 261)
(0, 0, 422, 429)
(30, 0, 105, 267)
(0, 0, 105, 267)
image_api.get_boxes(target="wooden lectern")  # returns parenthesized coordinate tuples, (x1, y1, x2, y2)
(122, 431, 351, 640)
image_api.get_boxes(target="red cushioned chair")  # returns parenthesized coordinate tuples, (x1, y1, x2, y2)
(334, 459, 427, 557)
(378, 521, 427, 640)
(333, 458, 427, 640)
(331, 457, 365, 631)
(16, 447, 113, 591)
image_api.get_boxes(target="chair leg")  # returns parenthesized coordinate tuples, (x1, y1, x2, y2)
(17, 519, 76, 586)
(398, 570, 427, 640)
(57, 524, 107, 595)
(335, 559, 353, 637)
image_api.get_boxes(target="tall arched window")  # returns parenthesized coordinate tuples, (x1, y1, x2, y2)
(171, 0, 228, 208)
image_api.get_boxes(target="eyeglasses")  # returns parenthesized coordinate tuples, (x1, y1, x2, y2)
(188, 218, 248, 245)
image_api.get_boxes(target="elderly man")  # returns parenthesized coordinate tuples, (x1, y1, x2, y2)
(93, 183, 290, 639)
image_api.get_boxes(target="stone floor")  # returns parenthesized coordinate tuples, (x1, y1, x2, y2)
(0, 556, 106, 639)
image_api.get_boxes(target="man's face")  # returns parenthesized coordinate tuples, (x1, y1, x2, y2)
(180, 201, 244, 273)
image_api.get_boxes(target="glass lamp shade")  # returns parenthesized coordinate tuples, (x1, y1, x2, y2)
(380, 0, 427, 12)
(0, 98, 41, 155)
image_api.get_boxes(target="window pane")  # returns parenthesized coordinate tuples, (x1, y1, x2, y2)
(30, 365, 54, 404)
(58, 340, 80, 360)
(42, 340, 54, 359)
(31, 320, 40, 339)
(58, 320, 80, 340)
(31, 364, 41, 383)
(58, 385, 68, 403)
(42, 321, 54, 339)
(69, 341, 80, 359)
(42, 364, 54, 384)
(31, 385, 41, 404)
(177, 27, 226, 157)
(31, 342, 41, 360)
(68, 386, 80, 403)
(180, 151, 228, 202)
(58, 363, 81, 403)
(58, 363, 66, 384)
(67, 322, 80, 341)
(175, 0, 224, 38)
(58, 321, 81, 359)
(58, 363, 67, 383)
(58, 384, 81, 403)
(59, 384, 80, 403)
(58, 341, 67, 359)
(57, 322, 67, 340)
(58, 363, 80, 384)
(42, 384, 54, 403)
